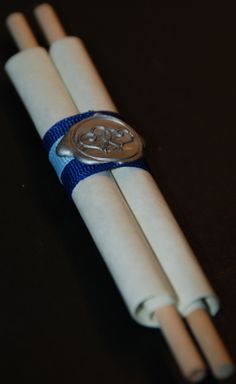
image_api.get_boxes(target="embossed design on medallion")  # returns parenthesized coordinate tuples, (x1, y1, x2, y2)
(79, 125, 134, 154)
(57, 113, 144, 164)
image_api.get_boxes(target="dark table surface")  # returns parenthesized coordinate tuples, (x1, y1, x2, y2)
(0, 2, 235, 383)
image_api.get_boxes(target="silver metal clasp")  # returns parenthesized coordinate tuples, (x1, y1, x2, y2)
(56, 113, 144, 164)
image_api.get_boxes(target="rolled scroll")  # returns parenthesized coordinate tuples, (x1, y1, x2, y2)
(5, 14, 211, 381)
(5, 9, 234, 381)
(33, 4, 235, 379)
(5, 44, 177, 328)
(43, 21, 217, 317)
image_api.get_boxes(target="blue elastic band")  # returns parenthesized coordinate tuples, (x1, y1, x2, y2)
(43, 111, 149, 195)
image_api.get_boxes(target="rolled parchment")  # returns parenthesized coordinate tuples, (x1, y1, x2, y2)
(6, 10, 235, 381)
(5, 46, 177, 327)
(48, 36, 219, 317)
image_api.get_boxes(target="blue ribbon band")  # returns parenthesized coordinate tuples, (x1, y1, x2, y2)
(43, 111, 149, 195)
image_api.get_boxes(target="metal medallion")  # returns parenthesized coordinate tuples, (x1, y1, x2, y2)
(56, 113, 144, 164)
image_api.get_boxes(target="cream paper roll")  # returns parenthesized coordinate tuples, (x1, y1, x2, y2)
(50, 37, 116, 112)
(5, 47, 176, 327)
(6, 47, 77, 138)
(49, 36, 219, 317)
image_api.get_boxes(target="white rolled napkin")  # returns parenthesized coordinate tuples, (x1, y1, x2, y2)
(5, 46, 177, 327)
(49, 36, 219, 317)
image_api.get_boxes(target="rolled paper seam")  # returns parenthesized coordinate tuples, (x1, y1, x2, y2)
(113, 167, 220, 316)
(5, 47, 177, 327)
(49, 35, 219, 317)
(71, 171, 176, 327)
(44, 111, 149, 195)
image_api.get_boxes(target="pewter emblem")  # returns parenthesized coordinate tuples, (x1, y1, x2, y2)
(56, 113, 144, 164)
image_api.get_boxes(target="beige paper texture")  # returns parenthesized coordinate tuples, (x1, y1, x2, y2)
(51, 37, 116, 112)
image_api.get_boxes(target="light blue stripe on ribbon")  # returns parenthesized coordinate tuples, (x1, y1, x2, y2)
(48, 137, 72, 180)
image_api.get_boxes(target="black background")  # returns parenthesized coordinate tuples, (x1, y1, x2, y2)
(0, 2, 236, 383)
